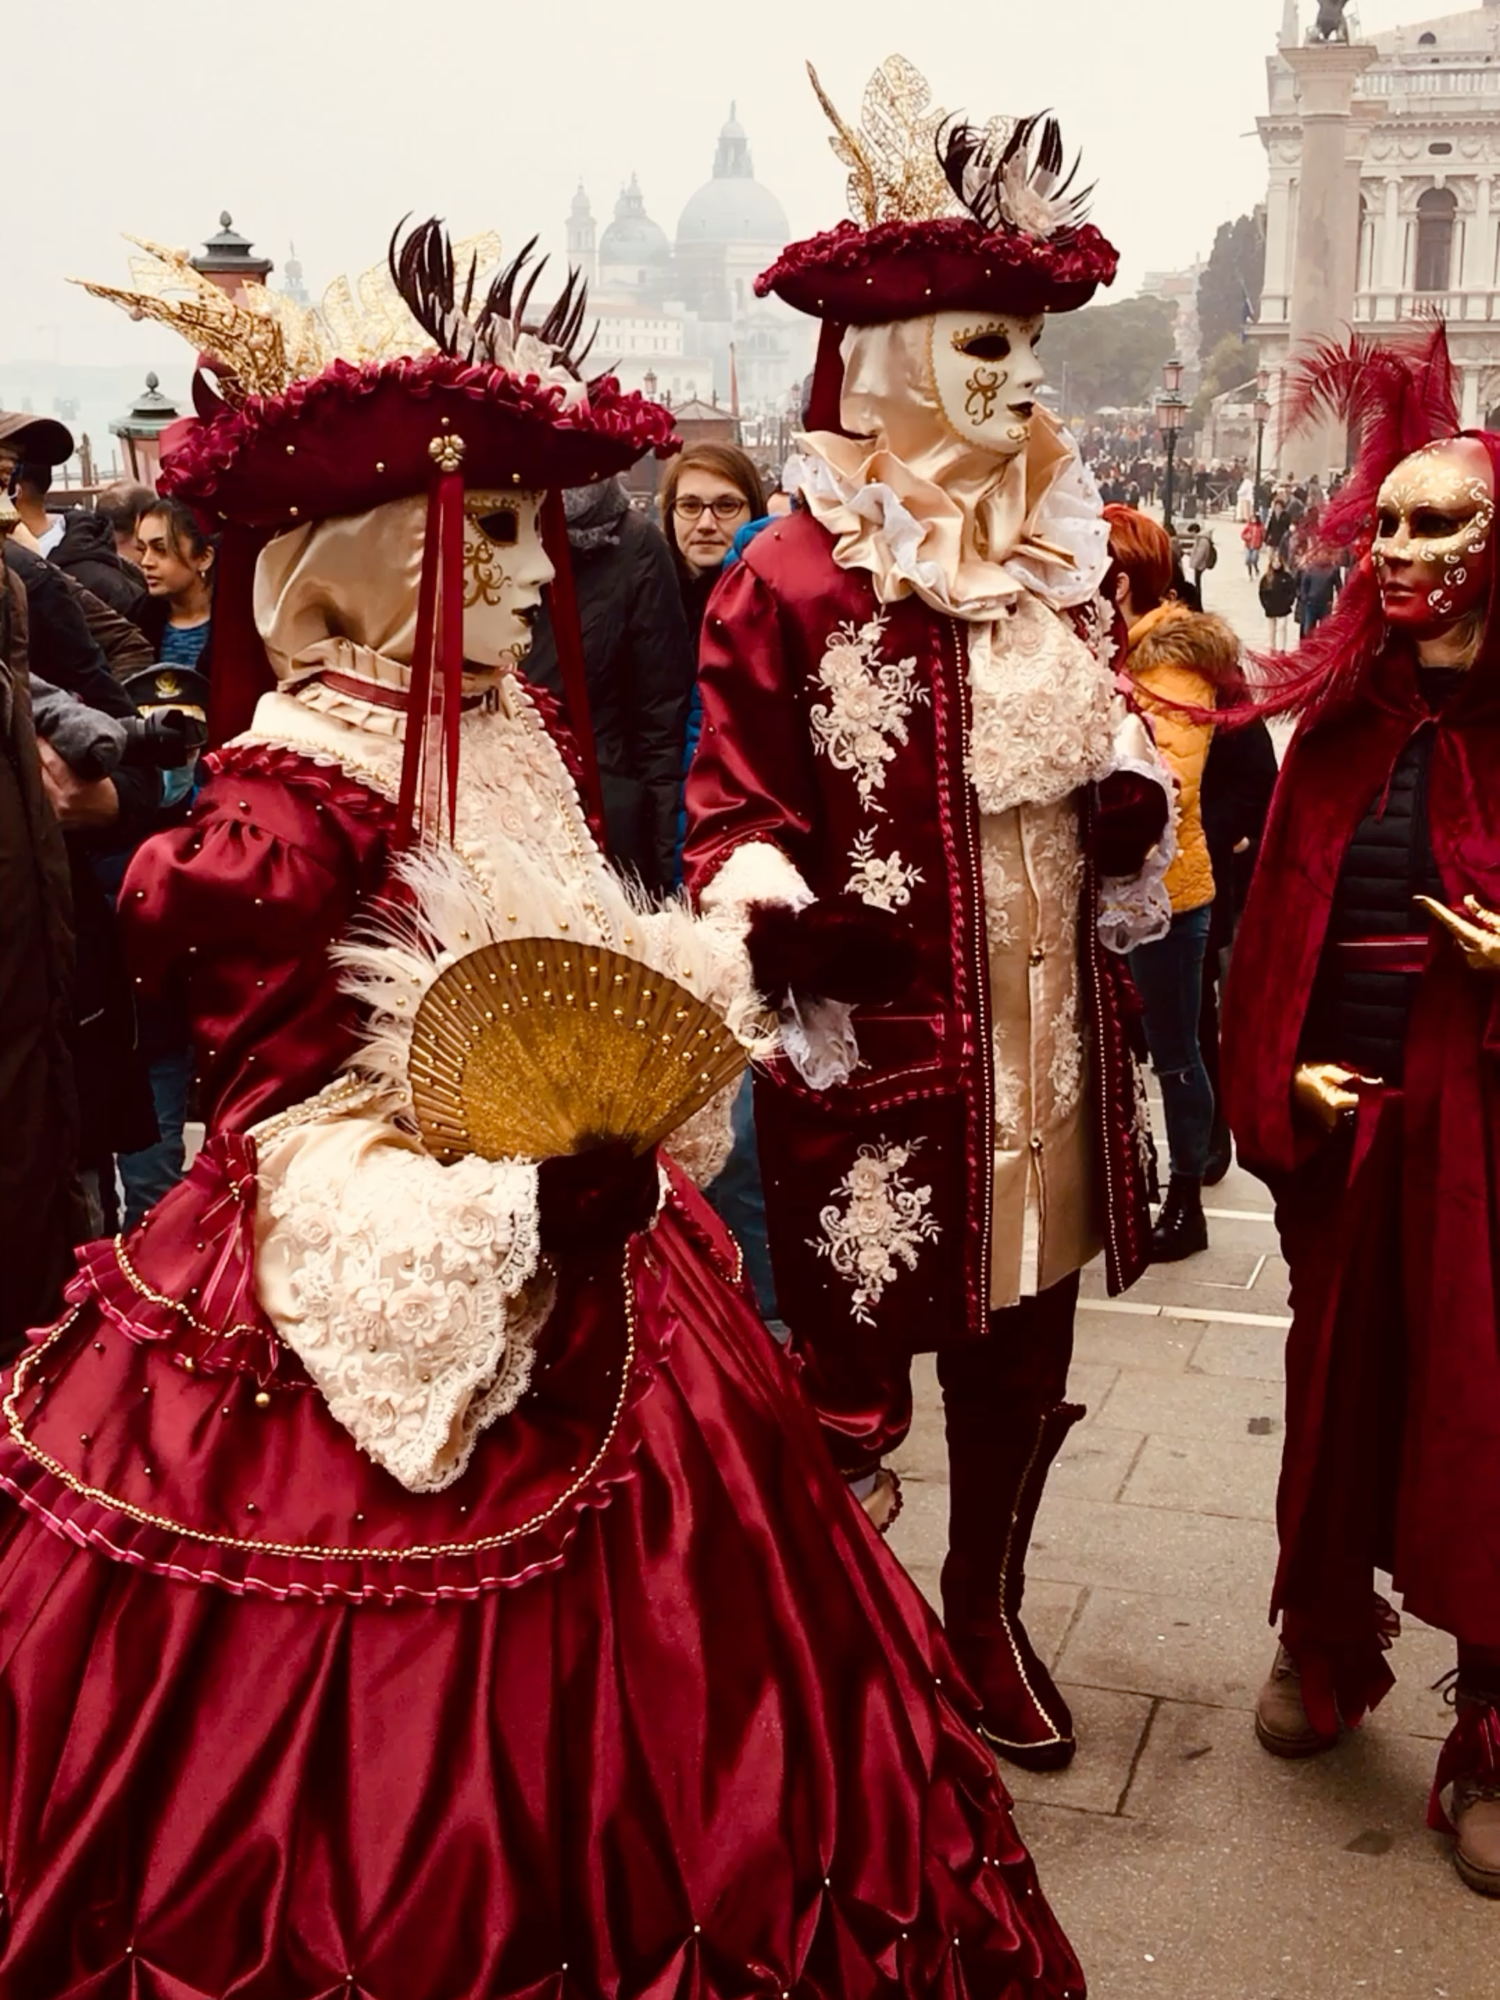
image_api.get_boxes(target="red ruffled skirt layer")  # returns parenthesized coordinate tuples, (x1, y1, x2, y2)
(0, 1169, 1082, 2000)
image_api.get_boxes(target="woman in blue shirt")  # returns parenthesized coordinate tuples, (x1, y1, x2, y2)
(138, 496, 213, 669)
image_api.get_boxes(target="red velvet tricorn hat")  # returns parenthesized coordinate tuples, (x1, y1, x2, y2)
(160, 349, 673, 530)
(84, 222, 678, 841)
(758, 59, 1118, 426)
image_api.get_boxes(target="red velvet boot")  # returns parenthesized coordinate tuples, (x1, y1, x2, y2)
(940, 1400, 1084, 1772)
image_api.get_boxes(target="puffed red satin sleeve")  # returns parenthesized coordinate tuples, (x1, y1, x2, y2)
(681, 558, 824, 898)
(120, 744, 399, 1133)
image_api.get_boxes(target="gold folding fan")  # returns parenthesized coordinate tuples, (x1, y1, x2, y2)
(408, 938, 748, 1163)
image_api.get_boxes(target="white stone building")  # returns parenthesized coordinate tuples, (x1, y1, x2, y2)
(564, 108, 813, 419)
(1258, 1, 1500, 449)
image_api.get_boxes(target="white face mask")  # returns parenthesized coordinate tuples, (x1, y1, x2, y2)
(460, 488, 555, 670)
(927, 309, 1046, 460)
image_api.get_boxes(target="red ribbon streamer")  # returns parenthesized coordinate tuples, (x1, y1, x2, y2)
(397, 465, 467, 846)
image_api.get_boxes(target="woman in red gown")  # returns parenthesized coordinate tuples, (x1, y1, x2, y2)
(0, 227, 1084, 1996)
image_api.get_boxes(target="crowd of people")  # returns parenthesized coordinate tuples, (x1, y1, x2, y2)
(0, 53, 1497, 2000)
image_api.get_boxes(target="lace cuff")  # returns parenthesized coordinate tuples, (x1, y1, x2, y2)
(1097, 714, 1177, 955)
(253, 1106, 552, 1493)
(697, 840, 858, 1089)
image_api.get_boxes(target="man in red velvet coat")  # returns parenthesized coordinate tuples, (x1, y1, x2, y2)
(683, 67, 1175, 1772)
(1222, 329, 1500, 1895)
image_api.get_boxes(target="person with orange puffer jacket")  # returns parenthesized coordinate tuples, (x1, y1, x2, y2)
(1104, 505, 1242, 1260)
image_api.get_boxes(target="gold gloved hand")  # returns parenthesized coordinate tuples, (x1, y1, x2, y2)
(1416, 893, 1500, 974)
(1293, 1061, 1381, 1136)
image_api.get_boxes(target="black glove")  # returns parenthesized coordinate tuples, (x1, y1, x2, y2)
(745, 897, 917, 1009)
(537, 1140, 661, 1267)
(1094, 770, 1170, 879)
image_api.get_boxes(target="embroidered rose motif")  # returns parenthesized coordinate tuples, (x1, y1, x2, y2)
(811, 1141, 940, 1325)
(846, 828, 923, 911)
(808, 613, 928, 813)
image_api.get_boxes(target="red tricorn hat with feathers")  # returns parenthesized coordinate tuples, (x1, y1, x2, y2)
(756, 58, 1117, 430)
(87, 220, 678, 842)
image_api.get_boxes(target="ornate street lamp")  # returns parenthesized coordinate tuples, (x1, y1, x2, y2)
(1155, 356, 1187, 534)
(111, 372, 181, 488)
(643, 368, 658, 399)
(1253, 366, 1272, 508)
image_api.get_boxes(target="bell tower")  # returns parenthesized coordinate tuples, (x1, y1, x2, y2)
(567, 183, 597, 288)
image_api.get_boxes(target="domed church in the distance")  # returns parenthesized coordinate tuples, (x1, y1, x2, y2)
(567, 106, 813, 421)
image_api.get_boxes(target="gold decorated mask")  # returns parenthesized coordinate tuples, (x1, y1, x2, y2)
(1372, 437, 1494, 638)
(458, 487, 553, 669)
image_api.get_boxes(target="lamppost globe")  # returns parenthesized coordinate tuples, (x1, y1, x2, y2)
(110, 372, 181, 488)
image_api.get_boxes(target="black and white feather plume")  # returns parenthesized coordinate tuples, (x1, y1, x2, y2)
(389, 218, 597, 379)
(939, 113, 1094, 243)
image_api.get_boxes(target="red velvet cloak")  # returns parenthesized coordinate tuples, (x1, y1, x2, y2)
(1223, 635, 1500, 1654)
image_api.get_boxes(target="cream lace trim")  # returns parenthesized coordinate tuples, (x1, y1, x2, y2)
(965, 594, 1121, 819)
(254, 1112, 551, 1494)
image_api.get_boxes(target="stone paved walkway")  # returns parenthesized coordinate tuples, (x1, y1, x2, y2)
(883, 531, 1496, 1996)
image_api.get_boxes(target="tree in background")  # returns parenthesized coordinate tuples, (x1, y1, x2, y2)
(1041, 294, 1178, 417)
(1197, 213, 1266, 359)
(1189, 331, 1261, 429)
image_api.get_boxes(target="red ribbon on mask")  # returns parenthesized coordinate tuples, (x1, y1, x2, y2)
(396, 456, 467, 846)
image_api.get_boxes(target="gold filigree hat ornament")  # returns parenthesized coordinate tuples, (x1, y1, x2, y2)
(73, 227, 504, 403)
(755, 55, 1117, 337)
(408, 939, 747, 1163)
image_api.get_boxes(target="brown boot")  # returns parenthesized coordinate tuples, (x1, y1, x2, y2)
(941, 1401, 1083, 1772)
(1454, 1780, 1500, 1897)
(1431, 1694, 1500, 1895)
(1255, 1643, 1339, 1758)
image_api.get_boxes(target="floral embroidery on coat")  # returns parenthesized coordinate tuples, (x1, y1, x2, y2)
(811, 1142, 940, 1326)
(808, 614, 929, 814)
(846, 828, 923, 911)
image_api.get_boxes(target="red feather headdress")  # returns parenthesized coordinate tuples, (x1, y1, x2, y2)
(1241, 320, 1460, 721)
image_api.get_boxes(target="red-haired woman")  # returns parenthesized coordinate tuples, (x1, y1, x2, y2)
(1105, 506, 1241, 1259)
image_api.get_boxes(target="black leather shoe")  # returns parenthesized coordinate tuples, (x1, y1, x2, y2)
(1203, 1122, 1233, 1187)
(1150, 1174, 1208, 1261)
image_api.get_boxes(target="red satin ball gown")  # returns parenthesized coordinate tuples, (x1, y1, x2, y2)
(0, 737, 1083, 2000)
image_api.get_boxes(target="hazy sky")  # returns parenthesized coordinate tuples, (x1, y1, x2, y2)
(3, 0, 1437, 371)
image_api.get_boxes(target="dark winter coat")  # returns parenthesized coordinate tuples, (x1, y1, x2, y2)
(1297, 562, 1342, 635)
(52, 512, 149, 625)
(525, 483, 695, 896)
(1259, 564, 1298, 618)
(2, 542, 158, 838)
(0, 568, 88, 1354)
(1200, 717, 1279, 951)
(2, 544, 159, 1171)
